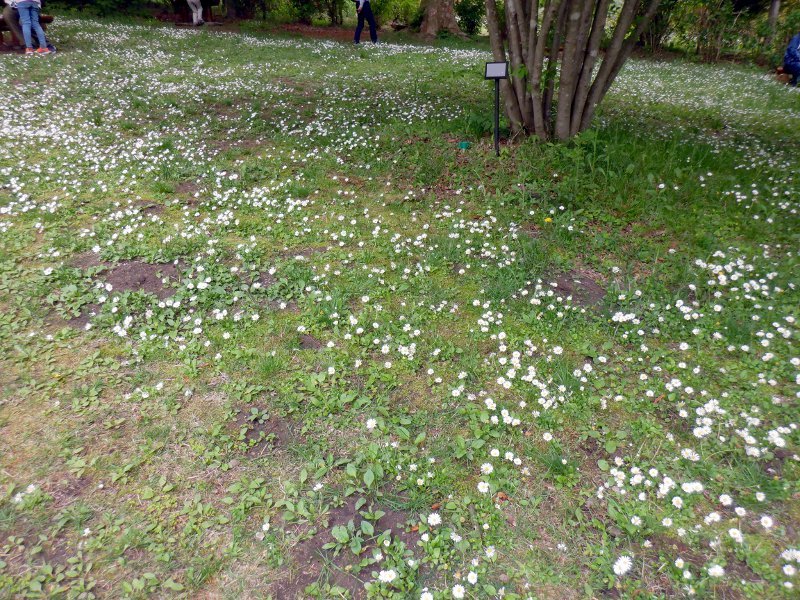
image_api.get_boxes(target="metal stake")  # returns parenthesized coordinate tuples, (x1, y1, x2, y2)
(494, 79, 500, 157)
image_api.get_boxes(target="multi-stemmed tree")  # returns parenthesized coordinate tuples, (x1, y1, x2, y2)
(484, 0, 663, 141)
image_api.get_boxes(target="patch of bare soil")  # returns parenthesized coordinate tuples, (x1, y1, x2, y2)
(67, 303, 100, 329)
(258, 272, 277, 288)
(299, 334, 322, 350)
(521, 222, 542, 239)
(101, 260, 179, 299)
(176, 180, 201, 196)
(276, 23, 358, 42)
(136, 201, 165, 216)
(49, 475, 92, 510)
(69, 251, 105, 270)
(233, 409, 299, 458)
(764, 448, 792, 477)
(272, 496, 418, 599)
(61, 260, 180, 327)
(550, 269, 606, 308)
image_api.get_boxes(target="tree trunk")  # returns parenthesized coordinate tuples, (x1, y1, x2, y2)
(420, 0, 462, 37)
(766, 0, 780, 50)
(484, 0, 663, 142)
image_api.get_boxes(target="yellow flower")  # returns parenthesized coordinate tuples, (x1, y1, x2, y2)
(544, 217, 553, 223)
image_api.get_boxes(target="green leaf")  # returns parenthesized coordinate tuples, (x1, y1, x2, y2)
(363, 468, 375, 488)
(349, 536, 362, 554)
(163, 579, 184, 591)
(597, 459, 609, 471)
(141, 487, 155, 500)
(360, 520, 374, 536)
(331, 525, 349, 544)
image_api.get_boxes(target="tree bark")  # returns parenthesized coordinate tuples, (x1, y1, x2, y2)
(570, 0, 610, 136)
(420, 0, 462, 37)
(485, 0, 525, 133)
(766, 0, 780, 50)
(484, 0, 664, 142)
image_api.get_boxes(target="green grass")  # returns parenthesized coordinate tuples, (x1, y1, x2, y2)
(0, 14, 799, 600)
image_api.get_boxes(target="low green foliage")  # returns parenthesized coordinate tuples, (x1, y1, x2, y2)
(0, 14, 798, 600)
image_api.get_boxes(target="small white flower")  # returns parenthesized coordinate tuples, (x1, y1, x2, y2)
(613, 555, 633, 576)
(378, 569, 397, 583)
(452, 584, 465, 598)
(427, 513, 442, 526)
(707, 564, 724, 577)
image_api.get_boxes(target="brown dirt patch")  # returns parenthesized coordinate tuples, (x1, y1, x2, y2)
(764, 448, 792, 477)
(233, 409, 299, 458)
(258, 271, 277, 288)
(69, 251, 105, 270)
(101, 260, 179, 299)
(49, 475, 92, 510)
(272, 496, 418, 599)
(549, 269, 606, 308)
(176, 180, 201, 196)
(521, 223, 542, 239)
(66, 303, 100, 329)
(275, 23, 359, 42)
(137, 201, 165, 216)
(299, 334, 323, 350)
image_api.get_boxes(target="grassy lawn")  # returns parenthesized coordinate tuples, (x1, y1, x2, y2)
(1, 16, 799, 599)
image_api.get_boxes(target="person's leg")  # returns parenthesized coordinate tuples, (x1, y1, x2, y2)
(187, 0, 202, 24)
(364, 2, 377, 43)
(16, 3, 35, 50)
(28, 6, 48, 49)
(354, 11, 365, 43)
(2, 6, 24, 48)
(789, 64, 800, 87)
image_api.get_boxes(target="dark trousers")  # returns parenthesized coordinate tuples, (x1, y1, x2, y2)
(354, 2, 377, 44)
(786, 63, 800, 86)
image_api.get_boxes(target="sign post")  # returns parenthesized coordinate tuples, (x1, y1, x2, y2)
(484, 61, 509, 157)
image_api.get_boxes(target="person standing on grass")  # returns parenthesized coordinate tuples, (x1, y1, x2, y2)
(6, 0, 50, 55)
(186, 0, 204, 26)
(353, 0, 377, 45)
(2, 1, 54, 52)
(784, 31, 800, 87)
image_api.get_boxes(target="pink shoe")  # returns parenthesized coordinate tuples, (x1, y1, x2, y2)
(25, 48, 35, 55)
(36, 47, 52, 55)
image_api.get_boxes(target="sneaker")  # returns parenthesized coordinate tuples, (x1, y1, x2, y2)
(36, 47, 51, 55)
(25, 48, 35, 55)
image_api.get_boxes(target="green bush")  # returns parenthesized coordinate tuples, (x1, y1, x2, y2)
(47, 0, 164, 16)
(372, 0, 419, 27)
(455, 0, 483, 36)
